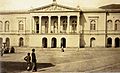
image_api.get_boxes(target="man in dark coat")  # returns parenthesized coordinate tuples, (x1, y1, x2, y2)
(31, 49, 37, 72)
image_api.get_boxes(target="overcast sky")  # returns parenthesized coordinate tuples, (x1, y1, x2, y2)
(0, 0, 120, 10)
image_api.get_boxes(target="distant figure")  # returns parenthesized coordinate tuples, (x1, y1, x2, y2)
(61, 43, 64, 52)
(1, 47, 4, 56)
(31, 49, 37, 72)
(10, 46, 15, 53)
(24, 53, 31, 71)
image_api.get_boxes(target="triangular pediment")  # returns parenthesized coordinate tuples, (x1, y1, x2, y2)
(30, 3, 80, 12)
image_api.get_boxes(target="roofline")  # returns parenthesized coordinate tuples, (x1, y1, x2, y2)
(30, 11, 80, 13)
(29, 3, 80, 11)
(0, 11, 30, 14)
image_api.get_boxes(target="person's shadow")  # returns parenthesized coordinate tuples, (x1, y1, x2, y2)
(1, 61, 55, 73)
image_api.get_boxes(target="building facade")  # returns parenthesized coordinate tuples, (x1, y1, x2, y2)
(0, 1, 120, 48)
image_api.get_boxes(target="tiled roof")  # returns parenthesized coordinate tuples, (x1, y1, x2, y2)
(99, 4, 120, 9)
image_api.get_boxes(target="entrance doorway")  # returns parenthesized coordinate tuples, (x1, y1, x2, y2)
(61, 38, 66, 48)
(107, 37, 112, 47)
(19, 37, 24, 47)
(51, 38, 57, 48)
(115, 38, 120, 48)
(90, 37, 96, 47)
(6, 38, 10, 48)
(42, 37, 47, 48)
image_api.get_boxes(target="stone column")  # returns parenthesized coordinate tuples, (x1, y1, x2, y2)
(48, 16, 51, 33)
(39, 16, 41, 34)
(32, 16, 35, 33)
(3, 21, 4, 32)
(112, 38, 115, 48)
(34, 18, 36, 33)
(113, 19, 115, 31)
(77, 16, 80, 33)
(58, 16, 61, 33)
(67, 16, 70, 33)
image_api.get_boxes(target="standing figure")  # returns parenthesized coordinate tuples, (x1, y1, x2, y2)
(24, 53, 31, 71)
(61, 43, 64, 52)
(10, 46, 15, 53)
(31, 49, 37, 72)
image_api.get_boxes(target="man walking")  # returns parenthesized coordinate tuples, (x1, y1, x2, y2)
(24, 53, 31, 71)
(31, 49, 37, 72)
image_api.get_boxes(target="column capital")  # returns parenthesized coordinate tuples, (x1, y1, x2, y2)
(58, 16, 61, 18)
(48, 16, 51, 18)
(39, 16, 42, 18)
(67, 15, 70, 18)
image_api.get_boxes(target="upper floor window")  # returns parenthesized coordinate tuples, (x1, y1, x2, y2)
(19, 21, 24, 31)
(107, 20, 113, 30)
(63, 20, 67, 32)
(0, 21, 3, 32)
(90, 20, 96, 30)
(115, 20, 120, 31)
(5, 21, 10, 32)
(72, 20, 77, 32)
(45, 21, 48, 33)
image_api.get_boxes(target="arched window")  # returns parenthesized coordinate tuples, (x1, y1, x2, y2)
(51, 37, 57, 48)
(90, 20, 96, 30)
(19, 21, 24, 31)
(42, 37, 47, 48)
(6, 37, 10, 48)
(19, 37, 24, 47)
(115, 37, 120, 48)
(90, 37, 96, 47)
(107, 20, 113, 30)
(0, 21, 3, 32)
(5, 21, 10, 32)
(107, 37, 112, 47)
(61, 38, 66, 48)
(115, 20, 120, 30)
(72, 20, 77, 32)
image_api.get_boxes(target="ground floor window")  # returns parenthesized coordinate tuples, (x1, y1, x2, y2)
(6, 38, 10, 48)
(107, 37, 112, 48)
(90, 37, 96, 47)
(19, 37, 24, 47)
(51, 38, 57, 48)
(115, 38, 120, 48)
(61, 38, 66, 48)
(42, 37, 47, 48)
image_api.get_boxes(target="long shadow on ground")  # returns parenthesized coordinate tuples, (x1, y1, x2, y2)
(1, 61, 55, 73)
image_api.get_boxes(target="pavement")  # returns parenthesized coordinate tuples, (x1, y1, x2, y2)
(1, 47, 120, 73)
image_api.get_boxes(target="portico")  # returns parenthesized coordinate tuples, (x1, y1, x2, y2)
(32, 15, 80, 34)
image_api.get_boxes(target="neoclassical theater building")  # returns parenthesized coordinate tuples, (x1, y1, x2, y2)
(0, 0, 120, 48)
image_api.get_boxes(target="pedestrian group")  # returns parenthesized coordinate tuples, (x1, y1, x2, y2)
(24, 49, 37, 72)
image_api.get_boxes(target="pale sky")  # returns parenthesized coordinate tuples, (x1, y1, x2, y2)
(0, 0, 120, 10)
